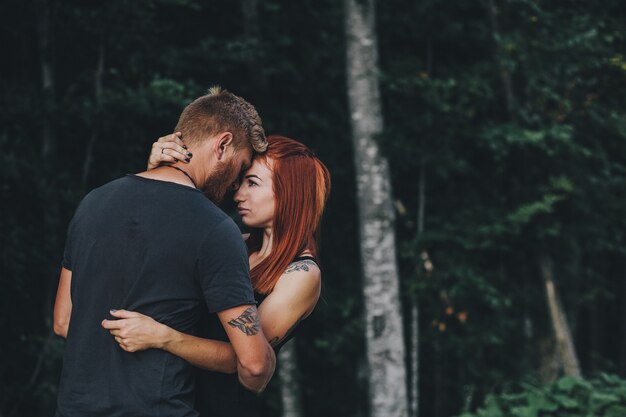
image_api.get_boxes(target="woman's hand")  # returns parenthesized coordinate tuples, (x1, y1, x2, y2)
(101, 309, 173, 353)
(147, 132, 192, 170)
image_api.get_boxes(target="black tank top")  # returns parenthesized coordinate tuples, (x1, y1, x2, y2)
(195, 255, 319, 417)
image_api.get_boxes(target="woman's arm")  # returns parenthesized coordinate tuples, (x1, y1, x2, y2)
(101, 260, 320, 372)
(102, 310, 238, 374)
(257, 260, 321, 348)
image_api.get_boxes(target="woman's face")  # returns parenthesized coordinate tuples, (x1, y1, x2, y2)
(234, 158, 275, 228)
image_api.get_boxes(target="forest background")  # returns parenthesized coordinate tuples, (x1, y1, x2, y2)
(1, 1, 626, 417)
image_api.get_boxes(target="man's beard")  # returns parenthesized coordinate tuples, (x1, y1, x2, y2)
(200, 159, 239, 204)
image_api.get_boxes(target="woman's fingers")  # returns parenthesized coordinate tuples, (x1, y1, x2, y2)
(148, 132, 188, 170)
(108, 329, 122, 337)
(158, 152, 178, 164)
(109, 309, 142, 319)
(160, 142, 191, 161)
(157, 132, 184, 147)
(114, 336, 137, 352)
(101, 319, 120, 330)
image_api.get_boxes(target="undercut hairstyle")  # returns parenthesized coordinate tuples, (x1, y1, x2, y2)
(247, 135, 331, 294)
(174, 86, 267, 153)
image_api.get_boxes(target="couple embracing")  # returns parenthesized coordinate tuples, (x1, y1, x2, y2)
(53, 87, 331, 417)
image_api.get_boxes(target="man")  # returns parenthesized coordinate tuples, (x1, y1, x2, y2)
(53, 87, 275, 417)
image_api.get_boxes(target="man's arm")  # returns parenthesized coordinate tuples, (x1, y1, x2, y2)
(218, 304, 276, 393)
(53, 267, 72, 338)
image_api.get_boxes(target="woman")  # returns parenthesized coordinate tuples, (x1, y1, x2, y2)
(103, 133, 331, 416)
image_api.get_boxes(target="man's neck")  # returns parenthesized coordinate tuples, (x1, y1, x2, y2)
(136, 165, 198, 189)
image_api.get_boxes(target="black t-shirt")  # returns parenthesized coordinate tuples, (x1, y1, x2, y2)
(56, 175, 255, 417)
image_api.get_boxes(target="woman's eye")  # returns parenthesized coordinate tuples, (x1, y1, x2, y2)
(248, 180, 258, 187)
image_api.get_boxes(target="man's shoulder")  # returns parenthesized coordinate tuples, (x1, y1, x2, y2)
(201, 214, 243, 245)
(81, 175, 133, 197)
(82, 175, 206, 207)
(76, 175, 234, 231)
(72, 176, 129, 209)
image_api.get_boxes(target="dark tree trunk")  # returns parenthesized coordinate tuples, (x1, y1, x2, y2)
(588, 301, 604, 372)
(487, 0, 517, 116)
(241, 0, 266, 92)
(433, 340, 445, 417)
(409, 162, 425, 417)
(81, 37, 105, 190)
(39, 0, 56, 159)
(619, 261, 626, 377)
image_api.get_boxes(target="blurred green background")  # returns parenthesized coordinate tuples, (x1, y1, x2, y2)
(1, 1, 626, 416)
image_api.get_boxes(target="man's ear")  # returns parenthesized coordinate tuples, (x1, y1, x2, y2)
(215, 132, 234, 161)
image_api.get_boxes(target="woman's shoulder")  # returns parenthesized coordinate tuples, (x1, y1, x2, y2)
(273, 253, 321, 293)
(285, 254, 320, 275)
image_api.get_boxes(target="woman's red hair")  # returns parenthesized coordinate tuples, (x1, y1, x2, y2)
(247, 135, 331, 294)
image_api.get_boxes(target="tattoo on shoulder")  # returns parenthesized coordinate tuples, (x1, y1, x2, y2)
(228, 307, 261, 336)
(284, 260, 317, 275)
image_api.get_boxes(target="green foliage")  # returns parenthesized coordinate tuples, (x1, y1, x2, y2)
(382, 0, 626, 415)
(1, 0, 625, 416)
(457, 375, 626, 417)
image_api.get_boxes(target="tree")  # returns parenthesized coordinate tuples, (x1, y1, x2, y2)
(278, 341, 304, 417)
(344, 0, 407, 416)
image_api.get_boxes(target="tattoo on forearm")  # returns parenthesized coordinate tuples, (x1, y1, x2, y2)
(268, 337, 280, 347)
(228, 307, 261, 336)
(268, 317, 303, 348)
(284, 260, 316, 274)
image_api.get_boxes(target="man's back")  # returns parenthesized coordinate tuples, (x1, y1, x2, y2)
(56, 175, 254, 417)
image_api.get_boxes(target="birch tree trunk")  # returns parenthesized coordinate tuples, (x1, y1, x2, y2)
(344, 1, 408, 416)
(278, 341, 304, 417)
(538, 254, 581, 378)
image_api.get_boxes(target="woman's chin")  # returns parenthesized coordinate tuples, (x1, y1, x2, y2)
(241, 218, 270, 229)
(241, 218, 257, 227)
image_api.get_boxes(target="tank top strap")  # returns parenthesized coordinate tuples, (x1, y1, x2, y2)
(291, 255, 318, 265)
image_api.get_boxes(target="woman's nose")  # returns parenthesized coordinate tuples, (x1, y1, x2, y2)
(233, 188, 244, 202)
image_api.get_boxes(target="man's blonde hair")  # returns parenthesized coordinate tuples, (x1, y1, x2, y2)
(175, 86, 267, 153)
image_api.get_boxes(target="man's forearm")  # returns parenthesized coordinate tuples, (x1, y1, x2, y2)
(162, 329, 238, 374)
